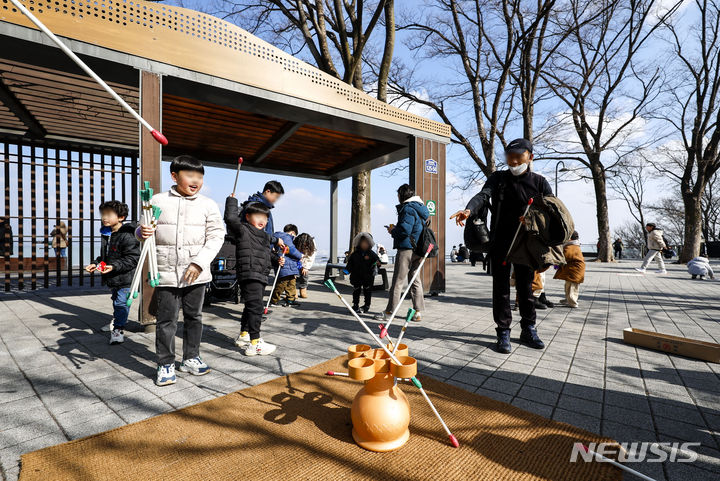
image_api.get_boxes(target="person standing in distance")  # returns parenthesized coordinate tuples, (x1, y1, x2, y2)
(450, 138, 552, 354)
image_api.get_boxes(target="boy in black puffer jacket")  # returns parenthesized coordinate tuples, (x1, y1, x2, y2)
(224, 196, 285, 356)
(84, 201, 140, 345)
(345, 232, 380, 313)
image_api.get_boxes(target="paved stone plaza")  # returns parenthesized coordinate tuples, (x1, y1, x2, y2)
(0, 262, 719, 481)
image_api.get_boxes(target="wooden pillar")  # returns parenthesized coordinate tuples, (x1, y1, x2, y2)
(139, 70, 162, 329)
(410, 137, 446, 294)
(330, 179, 339, 263)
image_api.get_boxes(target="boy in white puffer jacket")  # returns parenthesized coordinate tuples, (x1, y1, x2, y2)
(141, 155, 225, 386)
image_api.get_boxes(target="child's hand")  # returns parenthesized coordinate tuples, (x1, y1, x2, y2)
(278, 257, 286, 267)
(184, 263, 202, 284)
(101, 265, 114, 274)
(85, 264, 96, 273)
(141, 224, 156, 239)
(386, 224, 395, 234)
(277, 238, 285, 248)
(301, 268, 308, 276)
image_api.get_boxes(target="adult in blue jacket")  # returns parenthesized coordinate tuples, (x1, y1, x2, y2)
(270, 224, 303, 307)
(375, 184, 429, 322)
(240, 180, 284, 236)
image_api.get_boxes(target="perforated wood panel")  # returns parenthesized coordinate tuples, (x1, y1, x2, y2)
(0, 0, 450, 140)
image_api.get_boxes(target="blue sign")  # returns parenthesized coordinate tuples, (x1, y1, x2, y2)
(424, 158, 438, 174)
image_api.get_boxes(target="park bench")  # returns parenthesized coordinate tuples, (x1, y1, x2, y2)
(323, 261, 389, 291)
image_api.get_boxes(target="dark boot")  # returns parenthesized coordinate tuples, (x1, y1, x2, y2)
(495, 328, 512, 354)
(533, 297, 547, 310)
(539, 292, 554, 308)
(520, 325, 545, 349)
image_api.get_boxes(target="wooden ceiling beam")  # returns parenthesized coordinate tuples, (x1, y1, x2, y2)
(248, 121, 302, 165)
(0, 76, 46, 138)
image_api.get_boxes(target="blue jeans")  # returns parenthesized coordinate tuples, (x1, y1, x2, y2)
(54, 248, 66, 258)
(111, 287, 130, 329)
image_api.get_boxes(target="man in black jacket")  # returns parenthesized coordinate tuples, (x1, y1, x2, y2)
(451, 138, 551, 354)
(84, 201, 140, 345)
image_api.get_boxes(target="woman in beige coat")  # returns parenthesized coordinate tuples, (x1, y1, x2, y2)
(50, 221, 68, 258)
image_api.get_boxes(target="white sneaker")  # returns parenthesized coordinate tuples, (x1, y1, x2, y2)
(109, 328, 124, 345)
(634, 267, 646, 273)
(155, 364, 176, 386)
(101, 319, 114, 332)
(179, 356, 210, 376)
(234, 332, 250, 347)
(242, 338, 276, 356)
(412, 311, 422, 322)
(657, 269, 667, 275)
(373, 311, 391, 321)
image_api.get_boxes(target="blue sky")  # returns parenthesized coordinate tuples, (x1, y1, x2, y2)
(157, 0, 629, 258)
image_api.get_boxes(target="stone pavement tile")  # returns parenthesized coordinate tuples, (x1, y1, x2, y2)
(0, 413, 62, 450)
(449, 369, 488, 388)
(665, 462, 719, 481)
(557, 395, 602, 418)
(105, 388, 166, 412)
(54, 401, 115, 428)
(0, 396, 46, 432)
(474, 387, 513, 404)
(601, 419, 658, 443)
(650, 400, 708, 428)
(0, 432, 68, 476)
(604, 404, 654, 431)
(656, 419, 718, 447)
(516, 385, 560, 406)
(481, 377, 521, 397)
(445, 379, 475, 392)
(552, 408, 600, 434)
(64, 413, 126, 440)
(489, 369, 529, 385)
(511, 397, 553, 418)
(605, 380, 646, 396)
(566, 374, 604, 389)
(0, 380, 36, 405)
(561, 383, 603, 403)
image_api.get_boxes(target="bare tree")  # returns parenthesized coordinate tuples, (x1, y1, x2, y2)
(659, 0, 720, 261)
(607, 157, 651, 246)
(191, 0, 393, 249)
(703, 176, 720, 242)
(387, 0, 563, 186)
(539, 0, 681, 261)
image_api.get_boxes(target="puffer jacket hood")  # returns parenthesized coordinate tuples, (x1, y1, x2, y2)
(352, 232, 375, 251)
(241, 192, 275, 235)
(507, 195, 574, 270)
(392, 196, 429, 250)
(224, 196, 275, 284)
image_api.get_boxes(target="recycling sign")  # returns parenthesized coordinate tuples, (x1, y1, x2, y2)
(426, 199, 437, 216)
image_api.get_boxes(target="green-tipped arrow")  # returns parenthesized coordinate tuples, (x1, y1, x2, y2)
(411, 377, 422, 389)
(324, 279, 336, 291)
(152, 206, 162, 220)
(143, 181, 150, 190)
(405, 308, 417, 323)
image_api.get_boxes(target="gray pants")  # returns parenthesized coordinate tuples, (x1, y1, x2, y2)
(640, 250, 665, 271)
(385, 249, 425, 314)
(155, 284, 205, 366)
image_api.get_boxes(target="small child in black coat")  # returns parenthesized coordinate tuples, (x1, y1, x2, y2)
(224, 196, 285, 356)
(83, 201, 140, 345)
(345, 232, 380, 313)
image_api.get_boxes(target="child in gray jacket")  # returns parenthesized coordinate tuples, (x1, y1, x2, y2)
(141, 155, 225, 386)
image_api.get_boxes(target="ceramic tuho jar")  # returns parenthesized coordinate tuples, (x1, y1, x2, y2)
(347, 347, 417, 452)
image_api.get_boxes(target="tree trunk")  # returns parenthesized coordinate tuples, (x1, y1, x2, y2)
(680, 191, 703, 262)
(350, 170, 372, 250)
(590, 158, 614, 262)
